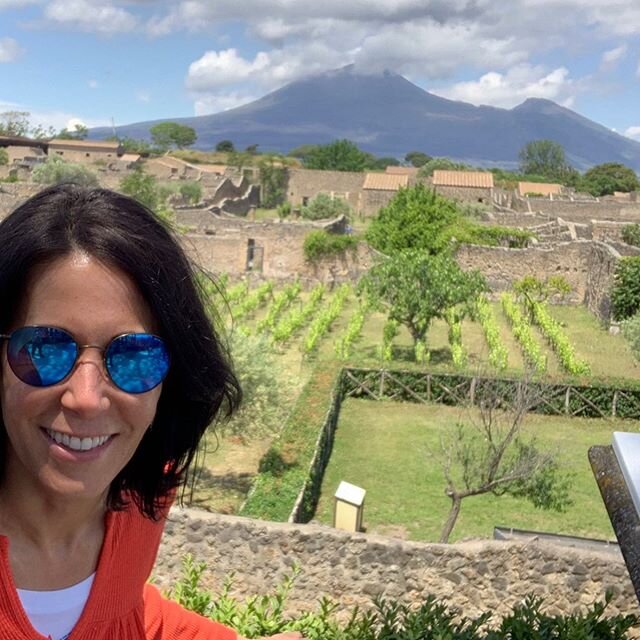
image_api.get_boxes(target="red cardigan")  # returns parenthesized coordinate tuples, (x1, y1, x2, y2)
(0, 502, 237, 640)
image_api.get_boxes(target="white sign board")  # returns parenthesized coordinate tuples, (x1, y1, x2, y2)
(612, 431, 640, 517)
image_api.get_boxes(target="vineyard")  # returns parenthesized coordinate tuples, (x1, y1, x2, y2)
(193, 276, 640, 519)
(209, 276, 638, 383)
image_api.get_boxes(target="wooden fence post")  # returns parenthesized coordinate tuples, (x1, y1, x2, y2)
(470, 377, 476, 405)
(612, 390, 618, 418)
(379, 370, 385, 398)
(565, 387, 571, 415)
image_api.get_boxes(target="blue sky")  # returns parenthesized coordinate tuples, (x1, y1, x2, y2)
(2, 0, 640, 142)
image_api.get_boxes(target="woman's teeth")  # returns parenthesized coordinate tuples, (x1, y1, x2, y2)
(45, 429, 110, 451)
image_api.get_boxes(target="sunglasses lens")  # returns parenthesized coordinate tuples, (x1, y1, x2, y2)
(7, 327, 78, 387)
(106, 334, 169, 393)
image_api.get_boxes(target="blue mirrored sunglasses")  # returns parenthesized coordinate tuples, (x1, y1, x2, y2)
(0, 326, 170, 394)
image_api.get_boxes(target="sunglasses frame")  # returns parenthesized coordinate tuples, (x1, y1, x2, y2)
(0, 325, 170, 394)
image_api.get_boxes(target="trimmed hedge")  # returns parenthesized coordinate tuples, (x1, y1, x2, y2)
(239, 360, 343, 521)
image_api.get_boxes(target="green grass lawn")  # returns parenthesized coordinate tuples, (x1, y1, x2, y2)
(315, 398, 632, 542)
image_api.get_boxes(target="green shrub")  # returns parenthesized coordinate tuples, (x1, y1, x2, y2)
(612, 257, 640, 320)
(0, 148, 8, 166)
(303, 231, 358, 261)
(456, 222, 533, 248)
(179, 180, 202, 204)
(32, 156, 98, 187)
(277, 202, 292, 218)
(621, 224, 640, 247)
(622, 312, 640, 360)
(301, 193, 352, 221)
(168, 556, 639, 640)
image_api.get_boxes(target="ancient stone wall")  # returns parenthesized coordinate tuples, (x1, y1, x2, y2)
(180, 221, 375, 284)
(152, 507, 636, 621)
(433, 185, 493, 204)
(455, 242, 591, 303)
(287, 169, 364, 211)
(361, 189, 397, 217)
(0, 182, 42, 218)
(584, 242, 623, 322)
(513, 198, 640, 223)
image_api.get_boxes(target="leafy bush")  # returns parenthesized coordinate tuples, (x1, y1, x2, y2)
(301, 193, 353, 221)
(32, 155, 98, 187)
(621, 224, 640, 247)
(179, 181, 202, 204)
(0, 148, 8, 165)
(120, 166, 160, 211)
(622, 312, 640, 361)
(303, 230, 358, 261)
(168, 556, 639, 640)
(277, 202, 292, 218)
(612, 257, 640, 320)
(224, 330, 293, 438)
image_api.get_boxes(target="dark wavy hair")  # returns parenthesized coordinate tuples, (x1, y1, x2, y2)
(0, 184, 241, 519)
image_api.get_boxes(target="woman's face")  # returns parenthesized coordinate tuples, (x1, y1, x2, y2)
(0, 252, 162, 505)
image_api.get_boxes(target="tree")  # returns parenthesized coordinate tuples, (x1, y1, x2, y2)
(360, 250, 486, 350)
(304, 139, 372, 172)
(259, 157, 288, 208)
(56, 124, 89, 140)
(215, 140, 234, 152)
(288, 144, 319, 162)
(417, 157, 471, 177)
(300, 193, 353, 221)
(0, 111, 55, 139)
(437, 382, 572, 543)
(149, 122, 197, 151)
(0, 111, 30, 137)
(611, 257, 640, 321)
(119, 166, 160, 211)
(244, 143, 259, 155)
(368, 156, 401, 170)
(518, 139, 571, 180)
(580, 162, 640, 196)
(405, 151, 432, 167)
(365, 183, 459, 256)
(32, 156, 98, 187)
(513, 275, 571, 319)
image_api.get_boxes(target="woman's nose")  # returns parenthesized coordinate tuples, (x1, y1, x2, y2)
(60, 355, 111, 416)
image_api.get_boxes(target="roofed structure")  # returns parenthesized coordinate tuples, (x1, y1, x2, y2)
(518, 181, 563, 197)
(362, 173, 409, 191)
(432, 170, 494, 188)
(48, 138, 120, 151)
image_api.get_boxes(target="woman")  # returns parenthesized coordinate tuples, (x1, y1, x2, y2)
(0, 184, 300, 639)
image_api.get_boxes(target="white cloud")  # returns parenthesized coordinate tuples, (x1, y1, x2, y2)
(186, 49, 270, 91)
(0, 37, 23, 62)
(600, 45, 627, 71)
(44, 0, 137, 34)
(194, 92, 257, 116)
(0, 0, 40, 8)
(135, 90, 151, 103)
(433, 65, 574, 109)
(625, 126, 640, 141)
(88, 79, 99, 89)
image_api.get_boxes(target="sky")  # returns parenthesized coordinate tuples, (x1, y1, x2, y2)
(1, 0, 640, 142)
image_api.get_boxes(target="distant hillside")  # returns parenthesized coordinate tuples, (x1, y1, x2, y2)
(90, 66, 640, 172)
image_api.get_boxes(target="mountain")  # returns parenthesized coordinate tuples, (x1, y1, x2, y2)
(89, 66, 640, 171)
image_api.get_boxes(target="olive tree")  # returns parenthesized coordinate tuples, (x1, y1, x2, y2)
(438, 382, 573, 543)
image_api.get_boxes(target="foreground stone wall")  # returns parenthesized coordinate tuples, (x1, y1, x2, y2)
(153, 508, 636, 621)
